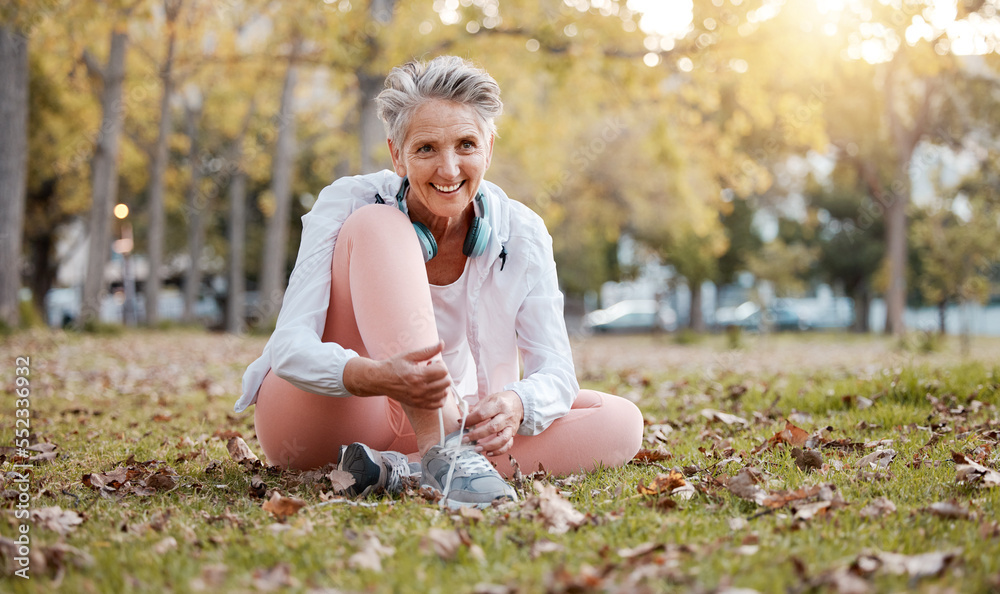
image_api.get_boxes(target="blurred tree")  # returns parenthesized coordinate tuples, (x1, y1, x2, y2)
(911, 152, 1000, 333)
(819, 1, 1000, 335)
(140, 0, 184, 325)
(746, 239, 819, 298)
(0, 15, 29, 328)
(805, 165, 885, 332)
(80, 1, 144, 325)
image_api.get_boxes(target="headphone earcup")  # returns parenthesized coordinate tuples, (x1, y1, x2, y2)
(412, 222, 438, 262)
(463, 216, 491, 258)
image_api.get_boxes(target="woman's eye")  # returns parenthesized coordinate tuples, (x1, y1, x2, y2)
(461, 141, 475, 150)
(417, 145, 432, 153)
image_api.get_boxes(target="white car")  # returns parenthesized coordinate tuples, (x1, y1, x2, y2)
(582, 300, 678, 333)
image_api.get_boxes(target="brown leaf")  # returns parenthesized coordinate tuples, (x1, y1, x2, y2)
(347, 533, 395, 571)
(631, 448, 673, 464)
(226, 436, 259, 464)
(30, 506, 84, 535)
(858, 549, 962, 580)
(700, 408, 749, 427)
(326, 469, 356, 494)
(617, 542, 666, 559)
(637, 471, 686, 495)
(523, 482, 587, 534)
(421, 527, 463, 560)
(724, 469, 767, 505)
(252, 563, 298, 591)
(952, 451, 1000, 488)
(856, 449, 896, 470)
(775, 420, 811, 446)
(144, 469, 179, 491)
(859, 497, 896, 518)
(791, 448, 824, 472)
(261, 491, 306, 521)
(922, 500, 971, 520)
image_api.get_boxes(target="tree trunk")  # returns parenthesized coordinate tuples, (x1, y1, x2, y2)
(688, 280, 704, 332)
(145, 8, 179, 326)
(257, 58, 298, 324)
(0, 26, 29, 329)
(182, 102, 205, 324)
(851, 280, 870, 333)
(81, 29, 128, 325)
(359, 71, 385, 174)
(884, 173, 908, 336)
(938, 301, 947, 335)
(225, 122, 250, 334)
(358, 0, 396, 174)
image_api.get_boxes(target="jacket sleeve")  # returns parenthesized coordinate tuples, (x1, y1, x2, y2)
(504, 223, 579, 435)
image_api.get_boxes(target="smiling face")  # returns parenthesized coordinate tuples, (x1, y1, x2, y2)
(388, 99, 494, 224)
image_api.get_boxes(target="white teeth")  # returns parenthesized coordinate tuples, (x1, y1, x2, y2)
(432, 182, 462, 192)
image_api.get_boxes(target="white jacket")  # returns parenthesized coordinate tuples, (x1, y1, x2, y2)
(234, 171, 579, 436)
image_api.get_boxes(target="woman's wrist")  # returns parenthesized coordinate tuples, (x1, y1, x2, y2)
(343, 357, 379, 396)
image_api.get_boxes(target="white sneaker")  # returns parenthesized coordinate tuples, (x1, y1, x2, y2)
(337, 443, 412, 497)
(420, 432, 518, 508)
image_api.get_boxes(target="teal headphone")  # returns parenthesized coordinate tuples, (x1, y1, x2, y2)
(377, 178, 491, 263)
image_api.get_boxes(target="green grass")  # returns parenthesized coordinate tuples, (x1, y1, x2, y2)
(1, 329, 999, 593)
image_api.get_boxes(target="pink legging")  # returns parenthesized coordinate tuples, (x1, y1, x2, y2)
(253, 204, 644, 476)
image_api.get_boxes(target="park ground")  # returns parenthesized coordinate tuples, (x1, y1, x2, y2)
(1, 329, 999, 592)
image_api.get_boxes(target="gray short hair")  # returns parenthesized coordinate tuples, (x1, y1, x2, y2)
(375, 56, 503, 148)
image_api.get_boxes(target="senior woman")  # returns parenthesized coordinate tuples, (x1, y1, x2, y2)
(235, 56, 643, 508)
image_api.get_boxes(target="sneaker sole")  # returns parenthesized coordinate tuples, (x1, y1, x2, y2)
(339, 443, 384, 497)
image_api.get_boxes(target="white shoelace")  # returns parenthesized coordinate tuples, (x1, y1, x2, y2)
(437, 384, 471, 505)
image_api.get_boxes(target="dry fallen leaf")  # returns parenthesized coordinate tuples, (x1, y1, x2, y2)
(856, 449, 896, 470)
(422, 527, 463, 560)
(952, 451, 1000, 488)
(523, 482, 587, 534)
(226, 436, 260, 464)
(701, 409, 749, 427)
(261, 491, 307, 521)
(530, 539, 564, 559)
(637, 471, 686, 496)
(857, 549, 962, 580)
(30, 506, 84, 535)
(252, 563, 298, 591)
(791, 448, 824, 472)
(631, 448, 673, 464)
(922, 500, 971, 520)
(152, 536, 178, 555)
(326, 469, 356, 494)
(724, 469, 767, 505)
(859, 497, 896, 518)
(348, 533, 395, 571)
(617, 542, 665, 559)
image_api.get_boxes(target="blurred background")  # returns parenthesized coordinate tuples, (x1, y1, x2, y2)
(1, 0, 999, 340)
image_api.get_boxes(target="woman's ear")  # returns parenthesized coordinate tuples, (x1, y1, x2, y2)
(388, 138, 406, 177)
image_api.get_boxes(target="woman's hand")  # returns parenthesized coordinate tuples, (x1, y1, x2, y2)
(463, 390, 524, 456)
(343, 342, 452, 409)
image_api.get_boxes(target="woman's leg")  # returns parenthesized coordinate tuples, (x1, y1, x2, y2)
(487, 390, 644, 477)
(254, 204, 458, 469)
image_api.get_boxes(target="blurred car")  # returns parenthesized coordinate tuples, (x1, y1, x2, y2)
(712, 301, 806, 332)
(582, 300, 677, 333)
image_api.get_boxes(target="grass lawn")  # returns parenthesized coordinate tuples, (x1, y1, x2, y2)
(1, 329, 999, 593)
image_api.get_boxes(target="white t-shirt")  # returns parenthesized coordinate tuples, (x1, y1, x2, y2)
(429, 260, 478, 401)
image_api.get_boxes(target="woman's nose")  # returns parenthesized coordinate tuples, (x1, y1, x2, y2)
(438, 150, 460, 178)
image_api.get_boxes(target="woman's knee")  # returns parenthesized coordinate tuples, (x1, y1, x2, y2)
(341, 203, 414, 243)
